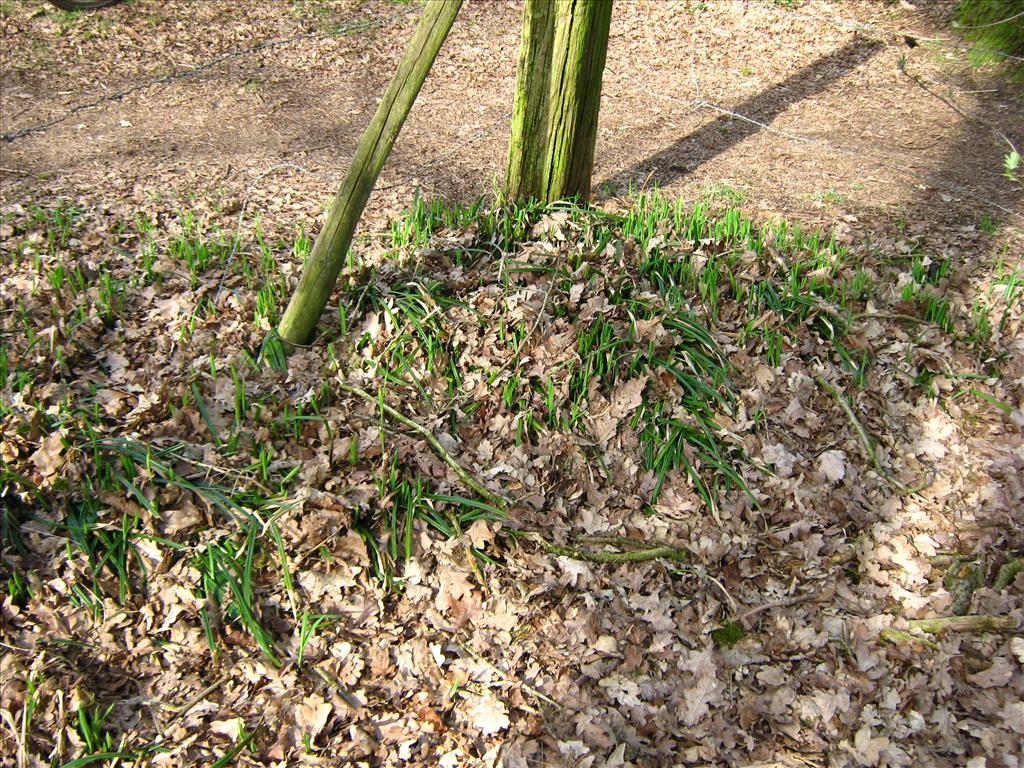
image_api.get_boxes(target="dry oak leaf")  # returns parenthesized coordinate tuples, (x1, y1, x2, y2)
(680, 648, 721, 726)
(849, 724, 890, 766)
(209, 717, 245, 740)
(163, 497, 204, 534)
(435, 565, 481, 625)
(466, 691, 510, 736)
(967, 656, 1014, 688)
(30, 430, 65, 478)
(1011, 636, 1024, 663)
(762, 442, 799, 478)
(817, 450, 847, 483)
(293, 694, 332, 740)
(467, 519, 495, 550)
(1003, 701, 1024, 735)
(608, 375, 648, 420)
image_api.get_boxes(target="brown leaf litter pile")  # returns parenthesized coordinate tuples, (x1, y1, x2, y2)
(1, 0, 1022, 766)
(1, 189, 1022, 767)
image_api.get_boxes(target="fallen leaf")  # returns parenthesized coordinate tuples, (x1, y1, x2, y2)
(850, 724, 890, 766)
(762, 442, 799, 478)
(467, 520, 494, 549)
(30, 431, 65, 478)
(467, 692, 509, 736)
(210, 717, 245, 740)
(967, 656, 1014, 688)
(608, 376, 648, 420)
(818, 450, 847, 483)
(163, 497, 203, 534)
(293, 694, 332, 740)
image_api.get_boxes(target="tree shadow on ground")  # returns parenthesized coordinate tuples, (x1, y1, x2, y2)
(599, 37, 885, 193)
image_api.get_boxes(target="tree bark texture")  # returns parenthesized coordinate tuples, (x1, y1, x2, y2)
(277, 0, 463, 347)
(505, 0, 557, 201)
(506, 0, 612, 203)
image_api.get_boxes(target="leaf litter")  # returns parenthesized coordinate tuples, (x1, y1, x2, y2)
(1, 2, 1023, 767)
(2, 182, 1021, 767)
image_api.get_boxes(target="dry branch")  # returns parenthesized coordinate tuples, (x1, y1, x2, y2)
(338, 380, 689, 567)
(337, 381, 507, 507)
(909, 614, 1019, 635)
(813, 373, 931, 495)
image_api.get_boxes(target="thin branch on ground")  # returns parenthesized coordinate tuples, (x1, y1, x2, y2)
(671, 562, 738, 613)
(763, 0, 1024, 63)
(160, 676, 228, 734)
(881, 614, 1019, 647)
(528, 533, 688, 565)
(953, 8, 1024, 30)
(482, 277, 557, 386)
(607, 62, 1023, 223)
(736, 593, 822, 625)
(216, 162, 311, 303)
(813, 373, 932, 495)
(879, 628, 941, 649)
(854, 311, 931, 325)
(995, 558, 1024, 590)
(339, 380, 692, 567)
(898, 61, 1018, 156)
(338, 381, 509, 507)
(456, 639, 561, 709)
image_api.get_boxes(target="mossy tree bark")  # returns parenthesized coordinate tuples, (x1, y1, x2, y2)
(505, 0, 557, 201)
(277, 0, 462, 347)
(505, 0, 612, 203)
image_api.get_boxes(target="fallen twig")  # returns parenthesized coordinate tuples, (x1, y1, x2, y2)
(908, 614, 1018, 635)
(881, 614, 1018, 647)
(338, 381, 508, 507)
(881, 612, 1020, 648)
(736, 593, 821, 625)
(456, 640, 560, 709)
(339, 380, 692, 568)
(879, 628, 940, 649)
(161, 676, 228, 733)
(995, 558, 1024, 590)
(813, 373, 931, 495)
(486, 277, 557, 385)
(529, 532, 687, 565)
(854, 311, 931, 326)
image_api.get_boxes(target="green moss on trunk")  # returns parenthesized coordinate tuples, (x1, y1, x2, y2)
(506, 0, 613, 203)
(277, 1, 463, 347)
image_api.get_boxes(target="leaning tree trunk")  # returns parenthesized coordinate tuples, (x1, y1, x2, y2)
(277, 0, 463, 347)
(505, 0, 612, 203)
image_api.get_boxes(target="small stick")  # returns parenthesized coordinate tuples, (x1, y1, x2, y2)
(456, 641, 560, 709)
(338, 381, 508, 507)
(854, 311, 930, 325)
(995, 558, 1023, 590)
(880, 628, 940, 649)
(485, 277, 556, 385)
(162, 676, 228, 733)
(342, 381, 694, 569)
(674, 563, 737, 614)
(736, 593, 820, 625)
(813, 374, 931, 495)
(881, 614, 1018, 647)
(531, 533, 687, 565)
(909, 614, 1018, 635)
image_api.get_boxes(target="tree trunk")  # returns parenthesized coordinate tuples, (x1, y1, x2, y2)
(505, 0, 557, 201)
(505, 0, 612, 203)
(277, 0, 463, 347)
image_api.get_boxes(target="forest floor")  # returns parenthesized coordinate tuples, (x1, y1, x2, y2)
(1, 0, 1022, 766)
